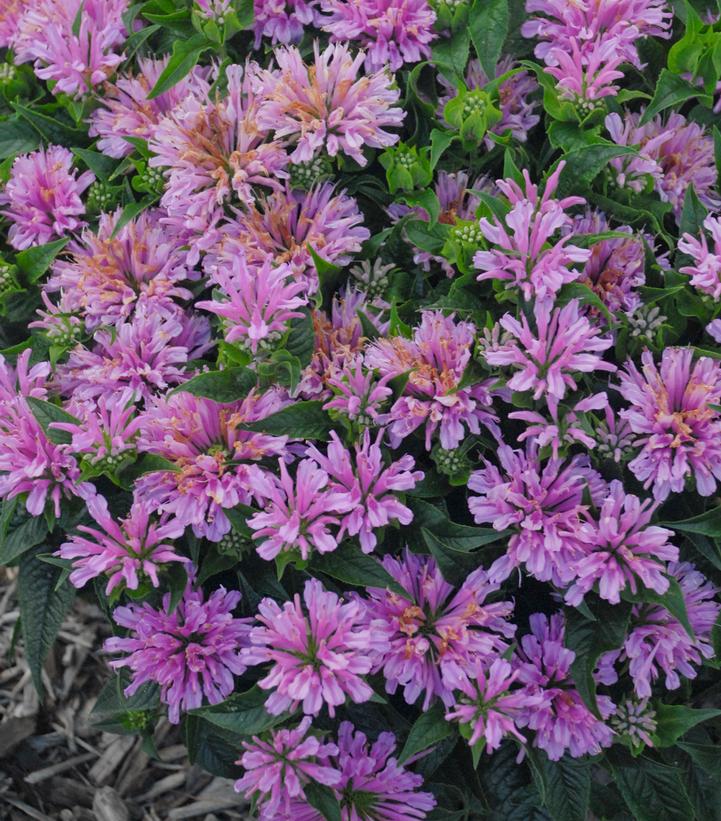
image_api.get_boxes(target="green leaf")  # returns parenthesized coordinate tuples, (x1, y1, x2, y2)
(557, 281, 613, 323)
(565, 599, 631, 717)
(0, 119, 40, 159)
(285, 309, 315, 369)
(72, 147, 118, 180)
(240, 400, 333, 440)
(189, 686, 283, 736)
(91, 675, 159, 733)
(310, 541, 406, 596)
(18, 548, 76, 695)
(410, 498, 510, 552)
(607, 750, 695, 821)
(679, 185, 708, 237)
(0, 507, 49, 566)
(623, 576, 694, 639)
(398, 703, 454, 763)
(558, 145, 637, 195)
(110, 196, 158, 238)
(15, 238, 69, 283)
(469, 0, 509, 80)
(432, 28, 471, 85)
(398, 190, 441, 225)
(12, 102, 87, 146)
(651, 704, 721, 747)
(640, 69, 711, 123)
(26, 397, 81, 445)
(174, 367, 257, 403)
(304, 783, 342, 821)
(184, 714, 244, 778)
(664, 504, 721, 536)
(148, 34, 212, 99)
(429, 129, 456, 170)
(528, 751, 591, 821)
(677, 741, 721, 777)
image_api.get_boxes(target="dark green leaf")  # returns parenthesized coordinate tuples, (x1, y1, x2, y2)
(15, 238, 69, 284)
(174, 367, 257, 403)
(665, 504, 721, 536)
(678, 741, 721, 777)
(285, 309, 315, 369)
(651, 704, 721, 747)
(12, 102, 87, 146)
(558, 145, 637, 195)
(528, 752, 591, 821)
(432, 29, 471, 85)
(398, 703, 454, 763)
(26, 397, 81, 445)
(72, 147, 118, 180)
(240, 400, 333, 440)
(469, 0, 509, 80)
(110, 197, 158, 237)
(640, 69, 711, 123)
(184, 714, 244, 778)
(304, 783, 342, 821)
(679, 185, 708, 237)
(623, 576, 694, 638)
(91, 675, 159, 733)
(189, 686, 283, 736)
(429, 129, 456, 170)
(410, 498, 510, 551)
(0, 508, 49, 566)
(0, 119, 40, 159)
(148, 34, 212, 99)
(310, 541, 406, 596)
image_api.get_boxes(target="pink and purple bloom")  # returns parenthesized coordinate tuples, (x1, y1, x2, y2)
(483, 299, 615, 412)
(323, 354, 393, 426)
(234, 717, 341, 817)
(617, 348, 721, 500)
(105, 580, 251, 723)
(197, 256, 307, 353)
(468, 443, 605, 586)
(566, 480, 678, 606)
(0, 146, 93, 250)
(242, 578, 385, 716)
(363, 550, 516, 710)
(58, 493, 187, 594)
(306, 430, 424, 553)
(0, 0, 28, 48)
(679, 214, 721, 300)
(320, 0, 437, 72)
(365, 311, 501, 450)
(253, 0, 322, 47)
(474, 163, 590, 302)
(255, 42, 404, 166)
(135, 389, 289, 540)
(544, 35, 626, 108)
(514, 613, 615, 759)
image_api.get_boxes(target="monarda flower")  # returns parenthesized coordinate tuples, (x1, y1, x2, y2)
(234, 718, 341, 818)
(89, 57, 211, 159)
(0, 146, 94, 250)
(544, 35, 625, 111)
(363, 550, 516, 710)
(205, 183, 369, 292)
(242, 578, 385, 716)
(323, 354, 393, 426)
(0, 0, 27, 48)
(13, 0, 127, 97)
(566, 480, 678, 606)
(55, 307, 212, 403)
(474, 163, 590, 302)
(255, 41, 404, 166)
(618, 348, 721, 500)
(611, 699, 657, 748)
(248, 459, 352, 560)
(197, 256, 307, 354)
(306, 430, 424, 553)
(445, 659, 543, 753)
(136, 389, 289, 540)
(679, 214, 721, 300)
(149, 63, 289, 254)
(468, 443, 605, 586)
(320, 0, 437, 72)
(597, 562, 720, 698)
(484, 299, 614, 413)
(253, 0, 322, 47)
(48, 209, 191, 330)
(365, 311, 501, 450)
(58, 493, 187, 594)
(105, 581, 251, 723)
(514, 613, 615, 760)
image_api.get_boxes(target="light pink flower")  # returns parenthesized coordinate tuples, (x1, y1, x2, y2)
(679, 214, 721, 300)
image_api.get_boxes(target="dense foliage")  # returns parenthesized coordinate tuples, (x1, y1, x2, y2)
(2, 0, 721, 818)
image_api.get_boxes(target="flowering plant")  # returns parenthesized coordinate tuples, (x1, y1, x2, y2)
(2, 0, 721, 818)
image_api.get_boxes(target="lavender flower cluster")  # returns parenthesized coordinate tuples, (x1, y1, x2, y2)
(1, 0, 721, 817)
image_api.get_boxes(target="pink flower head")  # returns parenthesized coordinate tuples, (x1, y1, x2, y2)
(253, 0, 322, 48)
(135, 389, 289, 541)
(544, 36, 626, 106)
(89, 57, 211, 159)
(679, 214, 721, 300)
(234, 717, 341, 817)
(306, 430, 424, 553)
(445, 658, 543, 752)
(320, 0, 437, 72)
(438, 57, 540, 145)
(474, 162, 590, 302)
(597, 562, 720, 698)
(483, 299, 615, 413)
(48, 209, 191, 330)
(205, 183, 369, 293)
(0, 350, 50, 405)
(566, 480, 679, 606)
(255, 42, 404, 166)
(198, 256, 307, 353)
(248, 458, 353, 560)
(514, 613, 615, 760)
(0, 0, 28, 48)
(58, 493, 188, 594)
(323, 354, 393, 426)
(55, 306, 212, 403)
(363, 550, 516, 710)
(618, 348, 721, 500)
(468, 443, 606, 586)
(0, 146, 93, 250)
(242, 578, 384, 716)
(595, 403, 636, 463)
(365, 311, 501, 450)
(105, 580, 251, 723)
(149, 63, 289, 255)
(13, 0, 127, 96)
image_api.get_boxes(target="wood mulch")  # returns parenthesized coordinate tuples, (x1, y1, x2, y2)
(0, 569, 249, 821)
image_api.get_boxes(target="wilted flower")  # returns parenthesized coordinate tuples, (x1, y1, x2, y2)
(105, 580, 251, 723)
(255, 42, 404, 166)
(0, 146, 93, 250)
